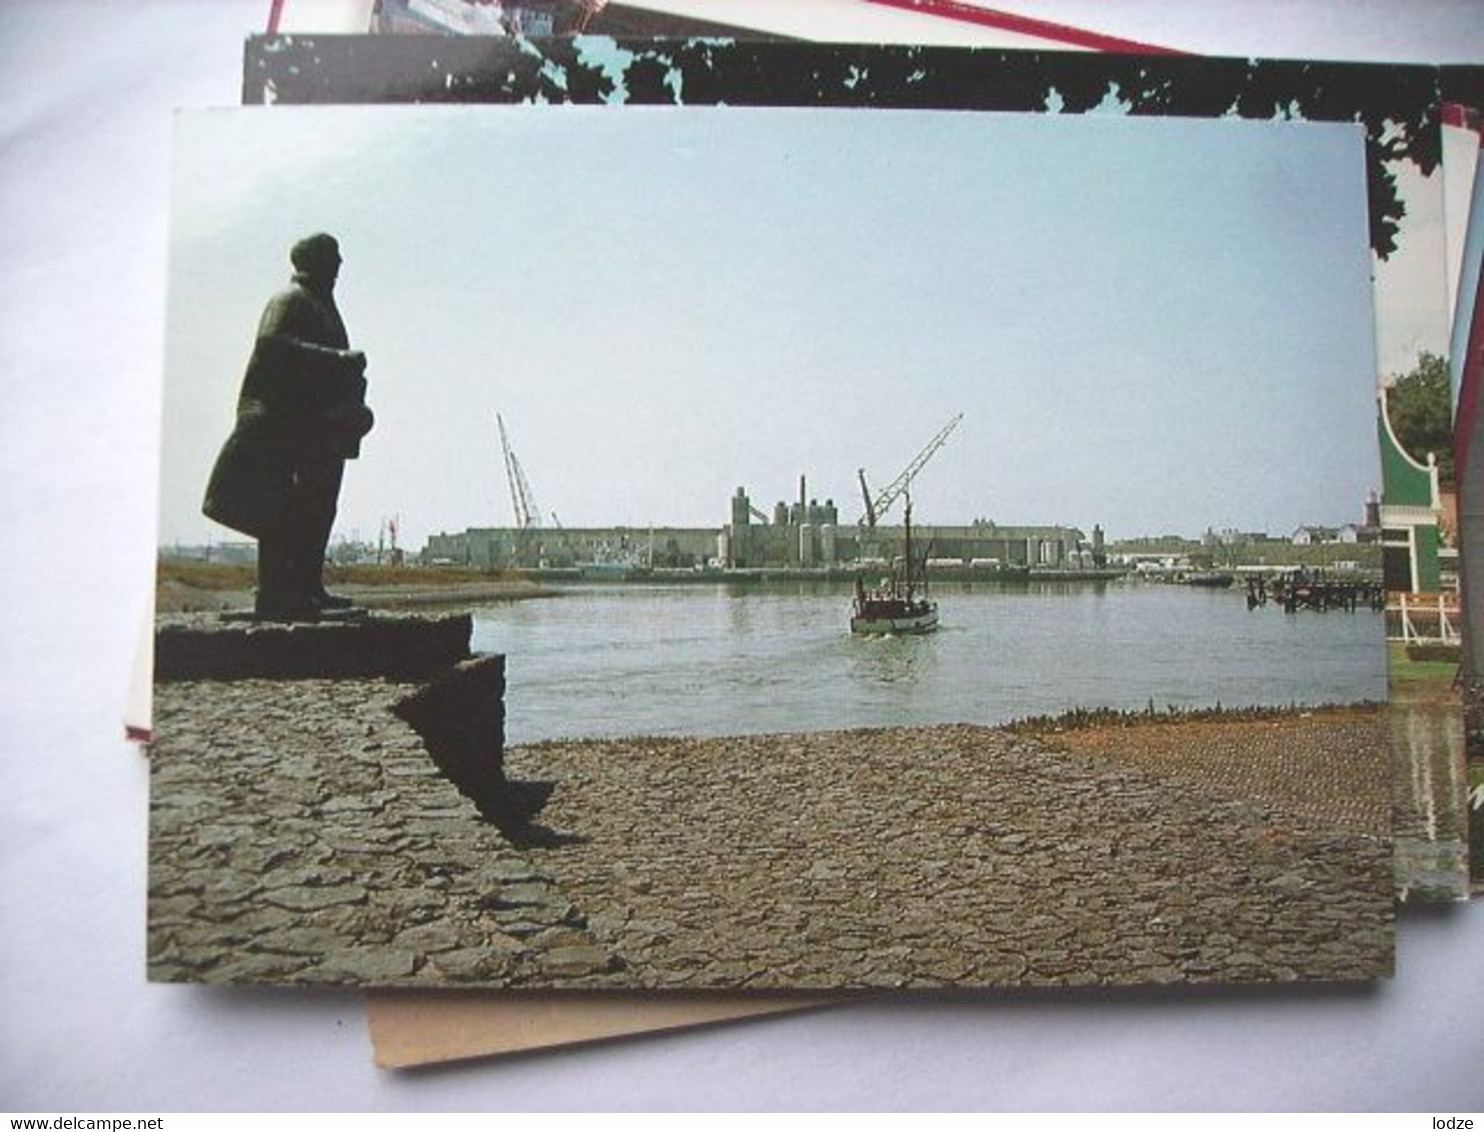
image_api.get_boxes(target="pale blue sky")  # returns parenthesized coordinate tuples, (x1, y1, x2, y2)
(162, 106, 1378, 549)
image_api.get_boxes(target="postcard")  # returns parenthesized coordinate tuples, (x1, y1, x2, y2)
(148, 103, 1401, 991)
(224, 36, 1481, 1061)
(358, 0, 1178, 48)
(1443, 80, 1484, 896)
(241, 37, 1477, 908)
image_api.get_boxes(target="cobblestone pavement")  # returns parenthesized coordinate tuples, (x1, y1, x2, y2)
(1040, 709, 1390, 837)
(150, 682, 1393, 989)
(508, 722, 1393, 989)
(149, 680, 620, 987)
(1040, 706, 1471, 903)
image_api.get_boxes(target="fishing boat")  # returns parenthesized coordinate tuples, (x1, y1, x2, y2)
(850, 498, 939, 635)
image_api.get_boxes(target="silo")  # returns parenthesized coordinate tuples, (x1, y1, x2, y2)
(731, 487, 751, 528)
(728, 489, 751, 566)
(799, 523, 816, 566)
(820, 523, 837, 564)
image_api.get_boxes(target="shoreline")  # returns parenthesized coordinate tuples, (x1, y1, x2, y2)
(154, 560, 1396, 614)
(154, 577, 557, 614)
(150, 677, 1395, 989)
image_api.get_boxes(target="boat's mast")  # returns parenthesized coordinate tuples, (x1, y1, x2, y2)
(904, 495, 914, 601)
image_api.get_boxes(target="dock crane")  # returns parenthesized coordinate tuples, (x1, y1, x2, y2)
(857, 412, 963, 529)
(497, 413, 541, 531)
(497, 412, 551, 569)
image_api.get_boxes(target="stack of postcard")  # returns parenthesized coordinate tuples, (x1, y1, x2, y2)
(142, 0, 1484, 1069)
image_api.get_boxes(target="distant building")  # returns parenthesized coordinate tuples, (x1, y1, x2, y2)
(1335, 523, 1379, 545)
(423, 525, 717, 570)
(1365, 489, 1382, 529)
(1203, 528, 1270, 548)
(1291, 525, 1339, 546)
(426, 486, 1097, 574)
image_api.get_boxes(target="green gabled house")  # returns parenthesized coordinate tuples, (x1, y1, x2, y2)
(1378, 383, 1444, 594)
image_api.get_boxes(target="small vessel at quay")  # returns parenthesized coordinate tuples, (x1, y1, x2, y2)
(1181, 571, 1236, 588)
(850, 498, 939, 635)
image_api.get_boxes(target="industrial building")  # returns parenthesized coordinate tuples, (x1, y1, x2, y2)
(421, 484, 1098, 574)
(427, 412, 1099, 574)
(724, 486, 1095, 570)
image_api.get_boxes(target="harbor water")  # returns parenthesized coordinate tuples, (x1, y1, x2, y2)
(470, 581, 1388, 744)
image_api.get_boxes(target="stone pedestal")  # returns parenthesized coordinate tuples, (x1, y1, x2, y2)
(154, 613, 474, 681)
(392, 655, 509, 805)
(153, 610, 514, 822)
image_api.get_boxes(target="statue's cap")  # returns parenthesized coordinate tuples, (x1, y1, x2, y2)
(290, 232, 341, 271)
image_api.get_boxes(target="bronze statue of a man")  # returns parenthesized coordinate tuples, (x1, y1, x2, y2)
(203, 233, 373, 620)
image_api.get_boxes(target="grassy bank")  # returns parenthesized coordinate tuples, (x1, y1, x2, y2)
(1004, 699, 1381, 736)
(1387, 640, 1459, 704)
(155, 558, 546, 613)
(158, 559, 523, 591)
(156, 560, 255, 592)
